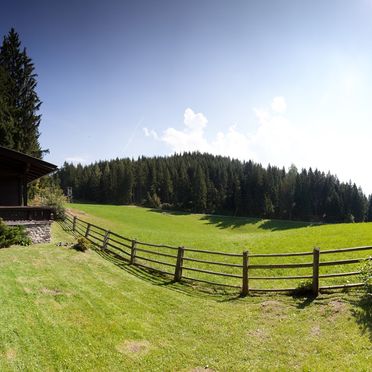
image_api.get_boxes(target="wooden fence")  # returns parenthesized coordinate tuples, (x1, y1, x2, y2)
(63, 213, 371, 297)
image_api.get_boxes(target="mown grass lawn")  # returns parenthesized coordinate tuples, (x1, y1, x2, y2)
(68, 203, 372, 253)
(0, 207, 371, 371)
(68, 203, 372, 289)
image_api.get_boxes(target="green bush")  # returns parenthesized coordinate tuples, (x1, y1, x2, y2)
(73, 237, 91, 252)
(0, 219, 31, 248)
(360, 258, 372, 295)
(29, 177, 67, 220)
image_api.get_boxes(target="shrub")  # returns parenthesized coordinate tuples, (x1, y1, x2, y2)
(29, 177, 67, 220)
(360, 258, 372, 295)
(73, 237, 91, 252)
(0, 219, 31, 248)
(293, 280, 313, 296)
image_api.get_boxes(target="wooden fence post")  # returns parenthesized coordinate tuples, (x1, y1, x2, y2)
(102, 231, 110, 250)
(130, 240, 137, 264)
(174, 246, 185, 282)
(85, 223, 91, 238)
(312, 247, 320, 297)
(72, 216, 77, 231)
(241, 250, 249, 296)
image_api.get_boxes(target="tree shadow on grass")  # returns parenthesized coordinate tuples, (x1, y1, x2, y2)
(58, 220, 240, 301)
(200, 214, 320, 232)
(350, 293, 372, 341)
(95, 247, 241, 302)
(148, 208, 319, 232)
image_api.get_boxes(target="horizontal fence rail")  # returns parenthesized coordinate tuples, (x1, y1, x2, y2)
(63, 212, 372, 297)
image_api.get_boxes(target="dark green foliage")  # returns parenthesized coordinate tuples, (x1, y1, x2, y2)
(57, 152, 368, 223)
(0, 219, 31, 248)
(73, 237, 91, 252)
(367, 195, 372, 222)
(0, 28, 45, 157)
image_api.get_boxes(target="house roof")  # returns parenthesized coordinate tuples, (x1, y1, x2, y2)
(0, 146, 58, 183)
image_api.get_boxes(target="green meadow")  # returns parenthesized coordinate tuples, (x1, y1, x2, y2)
(0, 204, 370, 371)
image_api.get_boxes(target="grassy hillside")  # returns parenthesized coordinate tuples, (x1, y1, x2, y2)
(68, 204, 372, 289)
(68, 203, 372, 253)
(0, 223, 371, 371)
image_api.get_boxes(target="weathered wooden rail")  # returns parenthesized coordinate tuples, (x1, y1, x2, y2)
(63, 213, 371, 297)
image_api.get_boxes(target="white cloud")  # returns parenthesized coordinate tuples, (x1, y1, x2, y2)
(143, 127, 159, 140)
(143, 99, 372, 193)
(271, 96, 287, 113)
(159, 108, 211, 153)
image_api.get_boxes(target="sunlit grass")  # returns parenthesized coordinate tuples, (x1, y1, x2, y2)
(0, 208, 370, 370)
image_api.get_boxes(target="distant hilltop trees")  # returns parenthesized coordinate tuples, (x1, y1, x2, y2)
(57, 152, 372, 223)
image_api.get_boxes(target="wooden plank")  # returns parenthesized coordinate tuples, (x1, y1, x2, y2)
(106, 242, 131, 256)
(249, 274, 313, 280)
(321, 246, 372, 254)
(319, 271, 360, 278)
(136, 255, 176, 268)
(241, 251, 249, 296)
(319, 257, 368, 266)
(182, 256, 242, 268)
(249, 251, 313, 257)
(312, 247, 320, 297)
(174, 246, 185, 282)
(109, 231, 133, 242)
(136, 240, 178, 250)
(249, 262, 313, 269)
(130, 240, 137, 264)
(320, 283, 364, 290)
(102, 230, 110, 250)
(182, 266, 241, 278)
(183, 248, 241, 257)
(135, 247, 178, 259)
(85, 223, 91, 238)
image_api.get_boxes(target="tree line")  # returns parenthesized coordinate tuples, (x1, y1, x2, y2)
(58, 152, 372, 223)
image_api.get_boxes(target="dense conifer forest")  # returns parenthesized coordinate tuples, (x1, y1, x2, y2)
(57, 152, 372, 223)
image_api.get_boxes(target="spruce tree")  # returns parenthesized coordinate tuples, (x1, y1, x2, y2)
(0, 66, 14, 148)
(0, 28, 44, 157)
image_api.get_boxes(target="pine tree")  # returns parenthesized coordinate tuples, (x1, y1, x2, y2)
(0, 28, 44, 157)
(0, 66, 14, 148)
(193, 165, 207, 212)
(367, 195, 372, 222)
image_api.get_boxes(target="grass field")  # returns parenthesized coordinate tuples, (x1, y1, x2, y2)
(0, 205, 370, 371)
(68, 203, 372, 290)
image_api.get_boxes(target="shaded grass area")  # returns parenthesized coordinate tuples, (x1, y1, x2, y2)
(0, 223, 371, 371)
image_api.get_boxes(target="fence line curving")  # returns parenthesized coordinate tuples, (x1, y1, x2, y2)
(63, 212, 371, 297)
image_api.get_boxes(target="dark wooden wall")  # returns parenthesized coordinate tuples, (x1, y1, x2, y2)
(0, 177, 22, 206)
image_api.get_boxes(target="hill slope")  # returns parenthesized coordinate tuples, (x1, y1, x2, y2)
(68, 203, 372, 253)
(0, 223, 370, 370)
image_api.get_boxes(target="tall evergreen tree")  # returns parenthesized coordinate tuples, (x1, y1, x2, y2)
(0, 28, 44, 157)
(0, 66, 15, 148)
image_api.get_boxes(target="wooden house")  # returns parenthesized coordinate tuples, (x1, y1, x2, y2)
(0, 146, 57, 221)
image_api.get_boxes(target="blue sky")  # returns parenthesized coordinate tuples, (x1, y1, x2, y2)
(2, 0, 372, 192)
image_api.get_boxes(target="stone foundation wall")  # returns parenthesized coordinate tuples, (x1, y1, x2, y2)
(5, 220, 52, 244)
